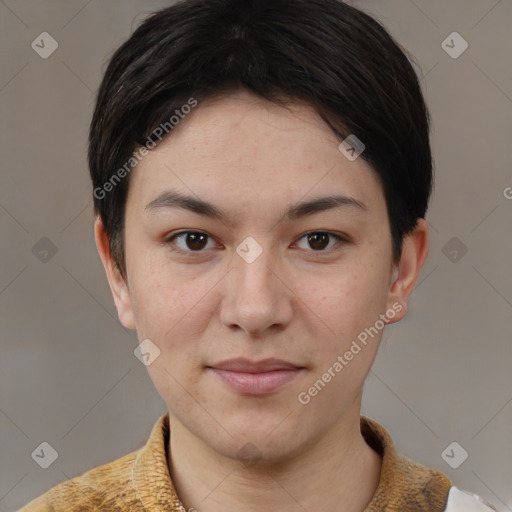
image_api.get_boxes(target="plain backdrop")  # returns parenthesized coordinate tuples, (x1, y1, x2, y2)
(1, 1, 511, 511)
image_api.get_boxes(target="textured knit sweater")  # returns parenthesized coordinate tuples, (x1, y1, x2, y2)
(18, 413, 498, 511)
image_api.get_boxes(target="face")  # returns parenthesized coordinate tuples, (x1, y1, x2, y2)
(96, 89, 427, 464)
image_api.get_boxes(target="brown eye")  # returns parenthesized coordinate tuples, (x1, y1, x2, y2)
(184, 232, 208, 250)
(166, 231, 216, 253)
(295, 231, 345, 253)
(308, 232, 330, 251)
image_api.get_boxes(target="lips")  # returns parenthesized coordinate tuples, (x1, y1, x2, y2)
(208, 358, 302, 373)
(206, 358, 304, 395)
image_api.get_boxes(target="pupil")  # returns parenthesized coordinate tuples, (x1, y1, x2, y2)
(309, 232, 328, 251)
(187, 233, 207, 250)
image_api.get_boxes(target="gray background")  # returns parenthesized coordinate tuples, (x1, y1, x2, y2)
(1, 1, 511, 510)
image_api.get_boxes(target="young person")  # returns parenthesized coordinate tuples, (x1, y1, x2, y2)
(19, 0, 499, 510)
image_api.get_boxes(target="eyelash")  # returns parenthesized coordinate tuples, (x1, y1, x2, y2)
(163, 230, 348, 258)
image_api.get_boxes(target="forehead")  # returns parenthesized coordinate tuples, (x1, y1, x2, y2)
(126, 90, 386, 220)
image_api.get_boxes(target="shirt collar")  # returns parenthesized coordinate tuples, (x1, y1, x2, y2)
(360, 415, 452, 511)
(132, 412, 186, 511)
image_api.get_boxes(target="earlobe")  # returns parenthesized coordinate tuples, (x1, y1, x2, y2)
(94, 216, 136, 330)
(386, 218, 429, 325)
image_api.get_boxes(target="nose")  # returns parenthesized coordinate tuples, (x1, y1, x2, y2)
(219, 238, 293, 336)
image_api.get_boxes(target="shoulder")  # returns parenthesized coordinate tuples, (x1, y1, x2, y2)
(444, 486, 500, 512)
(17, 449, 139, 512)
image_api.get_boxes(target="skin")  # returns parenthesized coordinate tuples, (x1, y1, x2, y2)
(95, 89, 429, 512)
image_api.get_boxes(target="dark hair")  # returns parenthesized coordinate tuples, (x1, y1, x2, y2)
(88, 0, 433, 279)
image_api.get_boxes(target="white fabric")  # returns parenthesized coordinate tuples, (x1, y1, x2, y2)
(444, 486, 499, 512)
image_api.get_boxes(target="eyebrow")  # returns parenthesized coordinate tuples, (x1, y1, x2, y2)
(144, 189, 367, 224)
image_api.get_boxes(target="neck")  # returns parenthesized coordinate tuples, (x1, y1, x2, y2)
(167, 403, 382, 512)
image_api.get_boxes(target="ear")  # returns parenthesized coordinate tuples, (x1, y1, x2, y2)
(94, 216, 136, 330)
(385, 218, 429, 324)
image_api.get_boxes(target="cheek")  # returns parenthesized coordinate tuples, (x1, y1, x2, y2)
(304, 263, 388, 320)
(127, 254, 220, 353)
(128, 263, 212, 400)
(295, 260, 390, 356)
(132, 277, 201, 338)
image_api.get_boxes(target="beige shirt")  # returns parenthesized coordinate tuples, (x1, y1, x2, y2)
(18, 412, 497, 511)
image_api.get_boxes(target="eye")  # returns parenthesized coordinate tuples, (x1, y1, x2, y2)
(164, 230, 218, 253)
(164, 230, 347, 256)
(294, 231, 346, 253)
